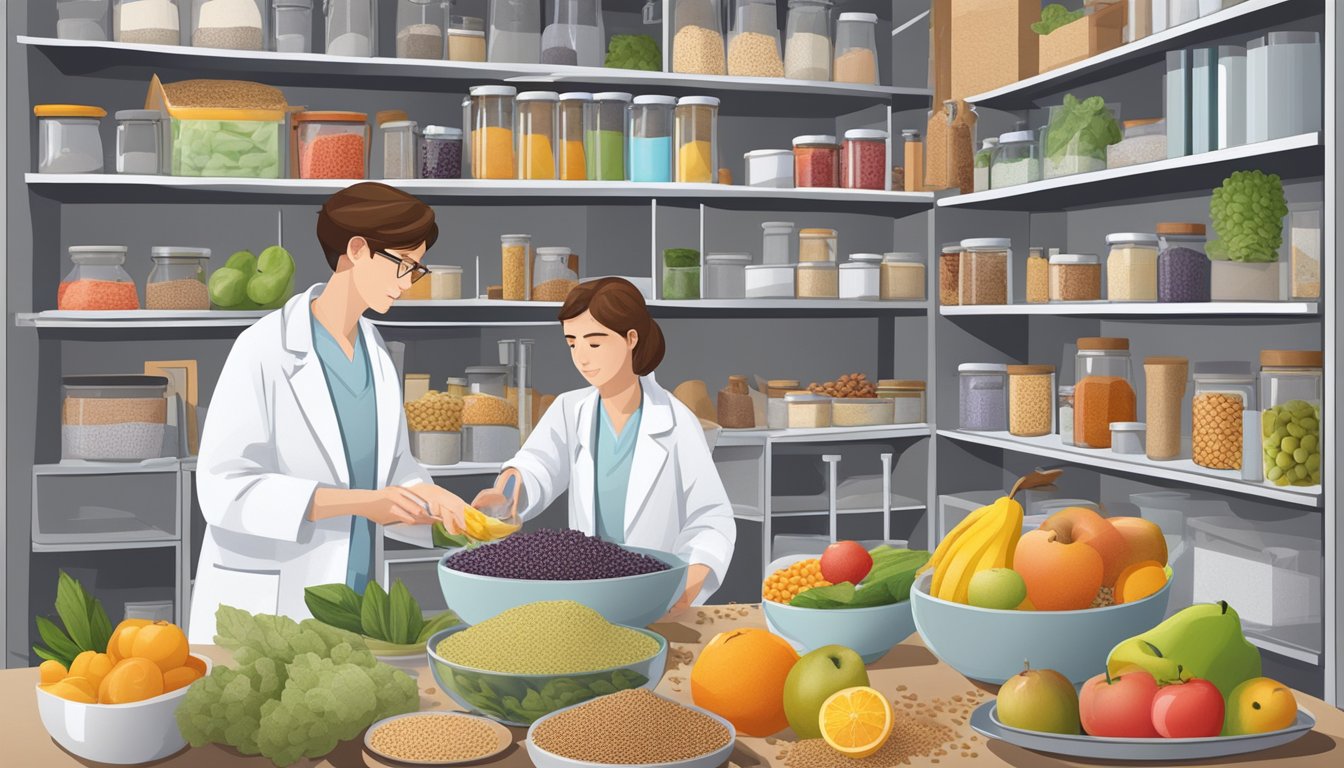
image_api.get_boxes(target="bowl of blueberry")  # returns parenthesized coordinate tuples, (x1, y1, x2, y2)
(438, 529, 688, 628)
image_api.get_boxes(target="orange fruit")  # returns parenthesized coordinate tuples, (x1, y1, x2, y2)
(163, 665, 202, 693)
(107, 619, 152, 663)
(691, 629, 799, 737)
(183, 654, 207, 677)
(99, 658, 164, 704)
(128, 621, 189, 672)
(1114, 561, 1167, 604)
(819, 686, 894, 758)
(41, 679, 97, 704)
(39, 660, 67, 685)
(68, 651, 115, 688)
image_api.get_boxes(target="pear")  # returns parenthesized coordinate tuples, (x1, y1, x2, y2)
(1107, 601, 1261, 699)
(997, 662, 1080, 734)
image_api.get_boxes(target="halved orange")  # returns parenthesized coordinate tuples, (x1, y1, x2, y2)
(819, 686, 893, 758)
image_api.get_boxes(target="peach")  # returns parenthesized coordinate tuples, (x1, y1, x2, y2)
(107, 618, 152, 664)
(1114, 561, 1167, 604)
(1110, 517, 1168, 570)
(162, 665, 202, 693)
(1014, 529, 1104, 611)
(1039, 507, 1131, 587)
(99, 658, 164, 704)
(39, 660, 67, 685)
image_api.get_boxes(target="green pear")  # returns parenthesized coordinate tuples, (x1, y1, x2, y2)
(1107, 601, 1261, 699)
(997, 663, 1079, 734)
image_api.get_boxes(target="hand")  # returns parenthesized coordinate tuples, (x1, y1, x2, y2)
(410, 483, 471, 534)
(309, 487, 439, 526)
(659, 564, 711, 623)
(471, 468, 523, 523)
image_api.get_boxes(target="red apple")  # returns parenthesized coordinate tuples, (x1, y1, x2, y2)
(819, 541, 873, 585)
(1080, 668, 1161, 738)
(1013, 529, 1103, 611)
(1039, 507, 1131, 587)
(1152, 678, 1225, 738)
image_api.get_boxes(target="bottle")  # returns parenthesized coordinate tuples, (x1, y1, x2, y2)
(901, 128, 924, 192)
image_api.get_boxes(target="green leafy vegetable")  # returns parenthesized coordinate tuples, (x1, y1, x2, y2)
(605, 34, 661, 71)
(302, 584, 364, 635)
(33, 571, 113, 667)
(442, 666, 649, 724)
(1032, 3, 1085, 35)
(305, 580, 458, 646)
(787, 547, 931, 609)
(360, 581, 392, 641)
(432, 522, 482, 549)
(1044, 93, 1122, 162)
(1208, 170, 1288, 262)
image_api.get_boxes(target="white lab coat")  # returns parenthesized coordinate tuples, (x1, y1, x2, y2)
(188, 284, 431, 642)
(505, 377, 737, 603)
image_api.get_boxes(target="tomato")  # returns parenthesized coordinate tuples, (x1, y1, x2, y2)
(1151, 678, 1224, 738)
(1080, 668, 1161, 738)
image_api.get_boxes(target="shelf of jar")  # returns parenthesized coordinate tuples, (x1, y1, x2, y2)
(34, 459, 184, 475)
(717, 424, 931, 447)
(15, 310, 268, 329)
(936, 133, 1322, 211)
(31, 539, 181, 554)
(938, 302, 1321, 318)
(936, 430, 1321, 508)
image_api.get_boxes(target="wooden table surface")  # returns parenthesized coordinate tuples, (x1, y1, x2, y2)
(3, 605, 1341, 767)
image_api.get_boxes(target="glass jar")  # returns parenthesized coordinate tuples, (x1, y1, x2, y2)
(381, 118, 417, 180)
(58, 0, 110, 41)
(448, 14, 487, 61)
(1260, 350, 1323, 486)
(115, 109, 162, 175)
(672, 0, 726, 74)
(728, 0, 783, 77)
(146, 246, 210, 310)
(34, 105, 106, 174)
(488, 0, 541, 63)
(1144, 356, 1189, 461)
(1157, 222, 1210, 303)
(587, 92, 630, 181)
(1058, 385, 1075, 445)
(471, 85, 517, 180)
(1192, 364, 1256, 470)
(445, 377, 468, 397)
(1290, 207, 1322, 300)
(706, 253, 750, 299)
(556, 92, 591, 181)
(542, 0, 604, 66)
(958, 238, 1010, 305)
(842, 128, 886, 190)
(500, 233, 531, 301)
(1108, 118, 1167, 169)
(115, 0, 181, 45)
(662, 248, 701, 300)
(796, 262, 839, 298)
(1008, 365, 1055, 438)
(1106, 233, 1160, 302)
(1111, 423, 1147, 455)
(880, 252, 924, 300)
(761, 221, 794, 265)
(991, 130, 1039, 189)
(833, 12, 878, 84)
(192, 0, 265, 50)
(629, 95, 675, 183)
(1049, 253, 1102, 302)
(798, 228, 836, 262)
(793, 134, 839, 188)
(882, 380, 926, 423)
(783, 0, 831, 81)
(532, 247, 579, 301)
(430, 265, 463, 300)
(1025, 247, 1048, 304)
(1044, 99, 1121, 178)
(466, 365, 510, 398)
(973, 137, 996, 192)
(938, 242, 961, 306)
(786, 392, 832, 429)
(516, 91, 558, 180)
(421, 125, 463, 179)
(839, 257, 879, 300)
(294, 111, 368, 179)
(1074, 337, 1136, 449)
(396, 0, 444, 58)
(60, 246, 139, 310)
(272, 0, 311, 52)
(675, 96, 718, 183)
(959, 364, 1007, 432)
(325, 0, 376, 55)
(62, 375, 169, 461)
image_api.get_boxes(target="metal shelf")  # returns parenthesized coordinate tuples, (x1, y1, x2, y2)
(425, 462, 503, 477)
(32, 539, 180, 554)
(33, 459, 182, 475)
(717, 424, 931, 447)
(733, 495, 926, 522)
(939, 302, 1321, 318)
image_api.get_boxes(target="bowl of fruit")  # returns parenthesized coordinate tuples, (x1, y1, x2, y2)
(762, 542, 930, 664)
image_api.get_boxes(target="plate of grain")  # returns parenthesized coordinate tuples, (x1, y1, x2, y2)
(363, 711, 513, 767)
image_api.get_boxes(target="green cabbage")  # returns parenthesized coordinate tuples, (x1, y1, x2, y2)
(605, 34, 661, 71)
(1044, 94, 1122, 162)
(1208, 170, 1289, 262)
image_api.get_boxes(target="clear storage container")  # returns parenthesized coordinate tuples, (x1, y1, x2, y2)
(500, 233, 531, 301)
(471, 85, 517, 180)
(115, 109, 162, 174)
(959, 364, 1007, 432)
(421, 125, 463, 179)
(761, 221, 794, 265)
(272, 0, 311, 52)
(293, 111, 368, 179)
(587, 92, 630, 181)
(1024, 247, 1048, 304)
(1144, 356, 1189, 461)
(675, 96, 718, 183)
(541, 0, 604, 66)
(58, 0, 110, 41)
(62, 375, 169, 461)
(1074, 337, 1136, 449)
(842, 128, 886, 190)
(115, 0, 181, 45)
(147, 246, 210, 309)
(1008, 365, 1055, 437)
(516, 91, 558, 180)
(192, 0, 265, 50)
(557, 92, 591, 181)
(629, 95, 675, 182)
(164, 104, 284, 178)
(793, 134, 839, 187)
(1260, 350, 1323, 487)
(1108, 118, 1166, 169)
(938, 242, 960, 306)
(397, 0, 445, 58)
(1106, 232, 1159, 302)
(958, 238, 1010, 305)
(411, 430, 462, 465)
(728, 0, 783, 77)
(532, 247, 578, 302)
(745, 150, 794, 187)
(705, 253, 749, 299)
(446, 377, 469, 397)
(839, 258, 879, 300)
(59, 246, 139, 310)
(1188, 514, 1322, 628)
(833, 398, 894, 427)
(448, 14, 487, 61)
(1111, 422, 1146, 455)
(783, 0, 831, 81)
(662, 248, 701, 300)
(35, 105, 106, 174)
(325, 0, 376, 55)
(430, 265, 463, 299)
(381, 118, 417, 180)
(1247, 32, 1321, 144)
(798, 228, 837, 262)
(746, 264, 794, 298)
(1049, 253, 1102, 302)
(672, 0, 726, 74)
(881, 380, 926, 423)
(990, 130, 1039, 189)
(797, 261, 839, 298)
(1192, 363, 1255, 470)
(880, 252, 924, 300)
(466, 365, 510, 399)
(1290, 207, 1321, 300)
(973, 137, 996, 192)
(786, 392, 831, 429)
(1157, 222, 1210, 303)
(488, 0, 540, 63)
(832, 12, 878, 84)
(1044, 100, 1121, 178)
(1058, 385, 1075, 445)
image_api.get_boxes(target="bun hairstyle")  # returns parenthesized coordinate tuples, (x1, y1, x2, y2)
(557, 278, 666, 376)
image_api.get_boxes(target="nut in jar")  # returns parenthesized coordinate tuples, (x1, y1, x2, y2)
(404, 390, 464, 432)
(808, 372, 877, 398)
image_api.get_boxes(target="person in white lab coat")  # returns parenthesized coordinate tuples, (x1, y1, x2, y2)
(189, 183, 467, 642)
(456, 278, 737, 613)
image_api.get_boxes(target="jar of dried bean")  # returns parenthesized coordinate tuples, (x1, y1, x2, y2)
(1049, 253, 1102, 302)
(500, 233, 531, 300)
(938, 242, 961, 306)
(792, 134, 839, 187)
(532, 247, 578, 302)
(1025, 247, 1048, 304)
(958, 238, 1011, 305)
(1106, 232, 1160, 302)
(880, 252, 924, 300)
(1157, 222, 1210, 303)
(1074, 338, 1135, 449)
(796, 261, 839, 298)
(294, 111, 368, 179)
(959, 363, 1007, 432)
(421, 125, 463, 179)
(59, 246, 139, 310)
(841, 128, 886, 189)
(147, 247, 210, 310)
(1008, 365, 1055, 437)
(798, 228, 837, 262)
(1192, 364, 1256, 470)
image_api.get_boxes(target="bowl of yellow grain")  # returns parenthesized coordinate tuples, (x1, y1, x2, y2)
(363, 711, 512, 766)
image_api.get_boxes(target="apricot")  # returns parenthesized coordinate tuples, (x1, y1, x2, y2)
(69, 650, 114, 688)
(1114, 561, 1167, 604)
(100, 658, 164, 704)
(183, 654, 207, 677)
(107, 618, 152, 663)
(163, 665, 203, 693)
(42, 679, 97, 704)
(39, 660, 67, 685)
(128, 621, 189, 672)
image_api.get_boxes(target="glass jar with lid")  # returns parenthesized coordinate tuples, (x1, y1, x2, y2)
(115, 110, 162, 174)
(1049, 253, 1102, 302)
(1192, 362, 1256, 470)
(60, 246, 139, 310)
(842, 128, 887, 190)
(880, 380, 926, 423)
(147, 246, 211, 309)
(516, 91, 558, 180)
(839, 255, 879, 300)
(990, 130, 1039, 189)
(34, 105, 106, 174)
(541, 0, 605, 66)
(272, 0, 312, 52)
(783, 0, 831, 81)
(397, 0, 445, 58)
(798, 228, 837, 262)
(1108, 118, 1167, 169)
(1074, 337, 1136, 449)
(833, 12, 878, 84)
(293, 111, 369, 179)
(959, 363, 1007, 432)
(1025, 246, 1048, 304)
(1106, 232, 1160, 302)
(192, 0, 265, 50)
(675, 96, 718, 183)
(672, 0, 726, 74)
(629, 95, 675, 183)
(557, 92, 591, 181)
(728, 0, 784, 77)
(421, 125, 462, 179)
(1008, 365, 1055, 438)
(797, 261, 839, 298)
(880, 252, 924, 300)
(325, 0, 376, 55)
(115, 0, 181, 45)
(958, 238, 1011, 305)
(1058, 385, 1076, 445)
(380, 116, 417, 180)
(471, 85, 517, 180)
(973, 137, 996, 192)
(1260, 350, 1323, 486)
(662, 248, 701, 300)
(57, 0, 110, 41)
(430, 265, 463, 300)
(938, 242, 961, 306)
(500, 233, 531, 301)
(793, 134, 839, 188)
(488, 0, 540, 62)
(1157, 222, 1210, 303)
(761, 221, 795, 265)
(447, 14, 486, 60)
(706, 253, 750, 299)
(1144, 356, 1188, 461)
(532, 247, 579, 302)
(587, 92, 630, 181)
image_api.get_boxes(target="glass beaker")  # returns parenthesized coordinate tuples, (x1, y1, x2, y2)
(727, 0, 783, 77)
(541, 0, 605, 67)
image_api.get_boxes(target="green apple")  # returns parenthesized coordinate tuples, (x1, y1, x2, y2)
(783, 645, 870, 739)
(967, 568, 1027, 610)
(1107, 600, 1261, 699)
(997, 663, 1080, 734)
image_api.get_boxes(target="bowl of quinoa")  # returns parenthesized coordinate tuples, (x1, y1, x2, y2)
(363, 711, 512, 766)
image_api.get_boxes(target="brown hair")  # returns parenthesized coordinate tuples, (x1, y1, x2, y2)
(558, 278, 666, 376)
(315, 182, 439, 270)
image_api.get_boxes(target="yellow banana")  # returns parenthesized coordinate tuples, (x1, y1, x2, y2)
(463, 506, 521, 542)
(920, 500, 994, 576)
(972, 497, 1024, 574)
(933, 501, 1010, 601)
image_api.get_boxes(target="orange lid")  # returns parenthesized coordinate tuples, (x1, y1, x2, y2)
(294, 110, 368, 123)
(1260, 350, 1323, 368)
(1156, 222, 1206, 236)
(1144, 356, 1188, 366)
(1124, 118, 1162, 128)
(34, 104, 106, 118)
(376, 109, 409, 125)
(1077, 337, 1129, 351)
(1007, 365, 1055, 375)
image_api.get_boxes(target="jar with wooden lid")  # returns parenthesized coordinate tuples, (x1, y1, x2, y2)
(1007, 365, 1055, 437)
(880, 379, 926, 423)
(798, 228, 837, 262)
(1074, 337, 1135, 449)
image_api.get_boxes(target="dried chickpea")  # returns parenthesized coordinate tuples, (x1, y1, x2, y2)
(762, 558, 831, 603)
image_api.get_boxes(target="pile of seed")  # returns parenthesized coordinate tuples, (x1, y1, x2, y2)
(443, 528, 670, 580)
(728, 32, 784, 77)
(782, 688, 981, 768)
(367, 714, 499, 763)
(435, 600, 659, 674)
(532, 689, 730, 764)
(147, 279, 210, 310)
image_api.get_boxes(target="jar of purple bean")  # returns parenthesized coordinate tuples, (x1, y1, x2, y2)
(1157, 222, 1210, 303)
(421, 125, 463, 179)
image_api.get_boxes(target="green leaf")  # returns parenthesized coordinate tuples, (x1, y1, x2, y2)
(54, 571, 94, 650)
(416, 610, 462, 645)
(789, 582, 858, 609)
(1032, 3, 1085, 35)
(304, 584, 365, 635)
(432, 523, 477, 549)
(34, 615, 82, 668)
(360, 582, 392, 642)
(387, 580, 423, 645)
(87, 595, 113, 654)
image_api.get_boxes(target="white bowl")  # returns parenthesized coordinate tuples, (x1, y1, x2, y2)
(35, 654, 212, 765)
(525, 692, 736, 768)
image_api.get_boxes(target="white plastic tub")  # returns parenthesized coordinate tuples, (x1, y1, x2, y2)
(1188, 515, 1321, 627)
(744, 149, 794, 188)
(745, 264, 794, 298)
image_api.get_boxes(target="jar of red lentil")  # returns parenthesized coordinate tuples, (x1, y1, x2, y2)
(293, 111, 369, 180)
(792, 134, 838, 187)
(59, 246, 140, 310)
(841, 128, 886, 190)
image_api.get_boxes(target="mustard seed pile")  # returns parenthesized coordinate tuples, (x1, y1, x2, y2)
(531, 689, 731, 763)
(781, 688, 983, 768)
(367, 714, 500, 763)
(434, 601, 660, 675)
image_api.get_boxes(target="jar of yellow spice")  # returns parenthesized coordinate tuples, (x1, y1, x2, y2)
(470, 85, 516, 180)
(516, 91, 558, 180)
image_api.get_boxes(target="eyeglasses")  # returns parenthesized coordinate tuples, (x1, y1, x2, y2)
(375, 249, 430, 284)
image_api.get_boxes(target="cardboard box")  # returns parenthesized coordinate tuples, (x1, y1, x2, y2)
(949, 0, 1039, 100)
(1039, 1, 1128, 74)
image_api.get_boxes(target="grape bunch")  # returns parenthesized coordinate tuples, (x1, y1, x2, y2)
(1262, 400, 1321, 487)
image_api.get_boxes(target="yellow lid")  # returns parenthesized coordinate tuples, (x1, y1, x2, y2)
(34, 104, 107, 119)
(294, 110, 368, 123)
(800, 228, 837, 237)
(166, 106, 286, 122)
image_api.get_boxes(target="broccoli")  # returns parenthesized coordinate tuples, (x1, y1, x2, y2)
(605, 34, 661, 71)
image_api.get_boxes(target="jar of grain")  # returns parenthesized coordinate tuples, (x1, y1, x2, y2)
(1106, 232, 1160, 302)
(532, 247, 578, 302)
(672, 0, 726, 75)
(833, 398, 894, 427)
(881, 380, 926, 423)
(938, 242, 961, 306)
(147, 247, 210, 310)
(675, 96, 718, 183)
(793, 135, 839, 187)
(516, 91, 558, 180)
(447, 15, 487, 61)
(470, 85, 517, 179)
(786, 392, 832, 429)
(380, 117, 417, 180)
(839, 257, 879, 299)
(420, 125, 463, 179)
(1157, 222, 1210, 303)
(727, 0, 784, 78)
(465, 365, 509, 398)
(500, 233, 531, 300)
(832, 12, 878, 84)
(114, 0, 181, 45)
(796, 261, 839, 298)
(1008, 365, 1055, 437)
(973, 137, 996, 192)
(990, 130, 1039, 189)
(959, 363, 1007, 432)
(428, 267, 462, 300)
(706, 253, 750, 299)
(1259, 350, 1323, 486)
(958, 238, 1011, 305)
(1025, 247, 1048, 304)
(397, 0, 445, 58)
(192, 0, 266, 50)
(1074, 337, 1136, 449)
(1143, 356, 1188, 461)
(798, 228, 837, 262)
(783, 0, 831, 81)
(1192, 364, 1256, 470)
(1110, 422, 1146, 455)
(1049, 253, 1102, 302)
(61, 375, 169, 461)
(766, 379, 801, 399)
(842, 128, 887, 189)
(880, 252, 924, 300)
(60, 246, 139, 310)
(1058, 385, 1075, 445)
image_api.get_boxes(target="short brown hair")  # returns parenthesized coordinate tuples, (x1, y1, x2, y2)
(315, 182, 439, 270)
(558, 278, 666, 376)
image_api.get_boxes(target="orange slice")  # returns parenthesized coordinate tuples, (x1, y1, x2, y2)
(819, 686, 894, 758)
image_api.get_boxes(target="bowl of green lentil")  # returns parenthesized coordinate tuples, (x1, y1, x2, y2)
(426, 601, 669, 727)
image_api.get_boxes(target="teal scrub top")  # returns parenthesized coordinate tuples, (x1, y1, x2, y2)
(593, 401, 642, 544)
(311, 314, 379, 594)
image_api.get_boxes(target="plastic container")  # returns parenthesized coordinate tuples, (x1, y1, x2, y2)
(833, 398, 894, 427)
(629, 95, 674, 183)
(1044, 101, 1121, 178)
(1108, 118, 1167, 169)
(990, 130, 1039, 189)
(421, 125, 463, 179)
(59, 246, 139, 310)
(1188, 515, 1321, 628)
(147, 246, 210, 310)
(783, 0, 832, 81)
(1211, 259, 1282, 302)
(746, 264, 794, 298)
(1008, 365, 1055, 438)
(798, 228, 837, 263)
(471, 85, 517, 180)
(793, 135, 839, 188)
(516, 91, 558, 180)
(1259, 350, 1323, 487)
(958, 238, 1010, 305)
(582, 92, 627, 181)
(1106, 233, 1159, 302)
(114, 0, 181, 45)
(531, 248, 578, 302)
(554, 92, 591, 181)
(727, 0, 784, 77)
(411, 431, 462, 465)
(704, 253, 749, 299)
(832, 12, 877, 84)
(760, 222, 794, 265)
(381, 119, 417, 180)
(466, 366, 510, 399)
(57, 0, 110, 41)
(973, 138, 996, 192)
(1110, 422, 1146, 455)
(1074, 338, 1136, 450)
(1049, 254, 1102, 302)
(841, 129, 886, 190)
(882, 380, 926, 423)
(1021, 247, 1047, 304)
(325, 0, 376, 56)
(445, 377, 468, 397)
(1192, 364, 1255, 470)
(191, 0, 265, 50)
(1058, 385, 1075, 445)
(959, 364, 1007, 432)
(797, 261, 839, 298)
(675, 96, 718, 183)
(447, 14, 487, 61)
(395, 0, 444, 58)
(488, 0, 541, 63)
(1290, 207, 1322, 300)
(293, 111, 368, 179)
(1166, 49, 1191, 158)
(1144, 356, 1189, 461)
(672, 0, 726, 75)
(115, 109, 162, 175)
(1247, 32, 1321, 143)
(35, 105, 106, 174)
(430, 265, 463, 300)
(464, 425, 522, 462)
(163, 103, 284, 178)
(500, 233, 531, 301)
(838, 258, 879, 300)
(1157, 222, 1210, 303)
(541, 0, 604, 66)
(745, 150, 794, 187)
(938, 243, 960, 306)
(62, 375, 169, 461)
(662, 248, 701, 300)
(880, 252, 924, 300)
(786, 392, 831, 429)
(272, 0, 311, 52)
